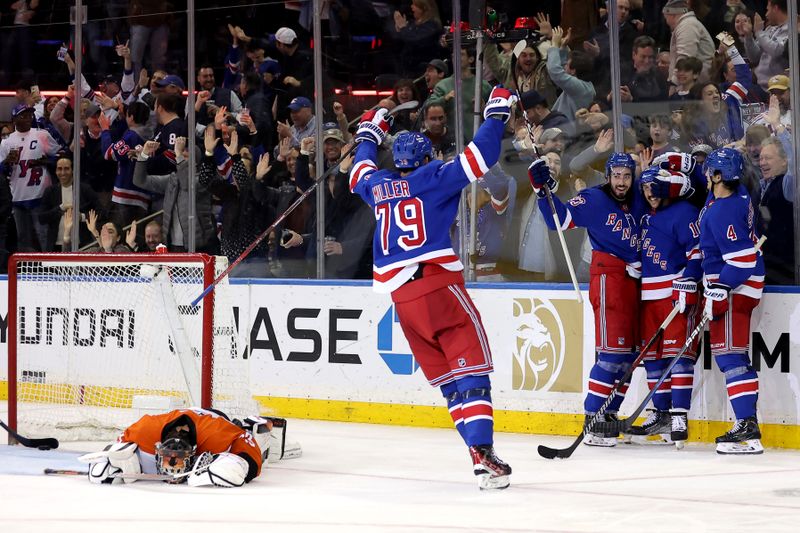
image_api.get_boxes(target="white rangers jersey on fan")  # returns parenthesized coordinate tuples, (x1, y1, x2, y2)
(350, 118, 504, 293)
(0, 129, 61, 203)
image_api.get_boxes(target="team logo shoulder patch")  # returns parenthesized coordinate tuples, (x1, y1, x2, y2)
(569, 195, 586, 207)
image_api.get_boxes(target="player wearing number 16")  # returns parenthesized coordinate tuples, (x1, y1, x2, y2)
(349, 86, 516, 490)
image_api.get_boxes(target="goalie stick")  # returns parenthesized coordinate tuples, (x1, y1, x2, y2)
(1, 419, 59, 450)
(537, 304, 680, 459)
(44, 468, 186, 482)
(189, 99, 420, 307)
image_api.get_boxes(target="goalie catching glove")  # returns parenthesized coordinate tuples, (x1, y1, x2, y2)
(88, 442, 141, 484)
(527, 158, 557, 198)
(187, 452, 249, 488)
(483, 85, 517, 124)
(355, 108, 392, 145)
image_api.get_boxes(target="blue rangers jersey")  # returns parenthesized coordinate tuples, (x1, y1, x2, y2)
(689, 47, 752, 149)
(102, 128, 151, 209)
(699, 184, 765, 298)
(639, 200, 702, 300)
(538, 185, 645, 278)
(350, 118, 505, 293)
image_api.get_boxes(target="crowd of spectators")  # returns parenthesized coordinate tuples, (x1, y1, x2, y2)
(0, 0, 796, 284)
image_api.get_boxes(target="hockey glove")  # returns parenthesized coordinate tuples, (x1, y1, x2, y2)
(355, 108, 392, 145)
(88, 442, 141, 484)
(528, 158, 557, 198)
(703, 282, 730, 321)
(241, 415, 272, 463)
(649, 168, 693, 199)
(672, 277, 698, 313)
(653, 151, 695, 174)
(187, 452, 249, 488)
(483, 86, 517, 124)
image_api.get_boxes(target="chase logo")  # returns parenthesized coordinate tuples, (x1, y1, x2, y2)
(377, 305, 419, 375)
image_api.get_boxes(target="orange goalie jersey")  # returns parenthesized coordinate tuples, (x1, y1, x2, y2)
(121, 408, 262, 481)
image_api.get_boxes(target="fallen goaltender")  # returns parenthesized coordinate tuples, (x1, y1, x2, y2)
(44, 408, 301, 486)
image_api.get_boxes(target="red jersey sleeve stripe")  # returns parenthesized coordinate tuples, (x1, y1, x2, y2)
(459, 143, 489, 182)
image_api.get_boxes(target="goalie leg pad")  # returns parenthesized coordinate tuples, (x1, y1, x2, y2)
(188, 452, 248, 487)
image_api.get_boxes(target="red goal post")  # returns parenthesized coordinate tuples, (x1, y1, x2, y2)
(7, 253, 255, 442)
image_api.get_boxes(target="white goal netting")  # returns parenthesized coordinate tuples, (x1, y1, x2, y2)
(9, 254, 257, 441)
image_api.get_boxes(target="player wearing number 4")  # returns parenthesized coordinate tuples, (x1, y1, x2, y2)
(528, 151, 692, 447)
(629, 159, 702, 447)
(88, 408, 273, 487)
(349, 86, 516, 490)
(700, 148, 765, 454)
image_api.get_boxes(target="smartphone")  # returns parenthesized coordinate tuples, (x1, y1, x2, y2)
(281, 229, 292, 245)
(30, 85, 39, 94)
(57, 45, 68, 62)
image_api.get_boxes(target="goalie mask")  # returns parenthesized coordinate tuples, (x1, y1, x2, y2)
(155, 415, 198, 482)
(155, 437, 196, 482)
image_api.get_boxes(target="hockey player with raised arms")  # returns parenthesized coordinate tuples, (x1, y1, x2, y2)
(700, 148, 765, 454)
(349, 85, 516, 490)
(527, 151, 691, 447)
(628, 164, 702, 447)
(87, 408, 272, 486)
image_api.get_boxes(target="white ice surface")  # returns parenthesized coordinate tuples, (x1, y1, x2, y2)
(2, 419, 800, 533)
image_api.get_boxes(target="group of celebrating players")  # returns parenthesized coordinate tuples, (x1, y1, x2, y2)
(348, 83, 765, 490)
(86, 83, 765, 492)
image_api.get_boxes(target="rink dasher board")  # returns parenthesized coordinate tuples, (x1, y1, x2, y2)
(1, 278, 798, 447)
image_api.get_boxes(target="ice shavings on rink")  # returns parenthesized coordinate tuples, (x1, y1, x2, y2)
(1, 419, 800, 533)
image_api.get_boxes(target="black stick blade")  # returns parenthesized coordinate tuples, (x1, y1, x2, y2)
(1, 420, 59, 450)
(537, 444, 561, 459)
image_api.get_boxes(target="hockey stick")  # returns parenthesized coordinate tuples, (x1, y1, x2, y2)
(508, 39, 583, 303)
(189, 99, 420, 307)
(1, 419, 59, 450)
(44, 468, 176, 481)
(537, 304, 680, 459)
(65, 449, 217, 482)
(610, 314, 710, 434)
(609, 235, 767, 435)
(44, 468, 198, 482)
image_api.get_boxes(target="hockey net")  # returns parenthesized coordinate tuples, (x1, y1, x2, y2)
(7, 253, 257, 442)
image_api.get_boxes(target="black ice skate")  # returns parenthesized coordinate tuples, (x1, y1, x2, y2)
(583, 413, 619, 447)
(469, 445, 511, 490)
(625, 409, 672, 445)
(670, 411, 688, 449)
(715, 416, 763, 455)
(628, 409, 671, 436)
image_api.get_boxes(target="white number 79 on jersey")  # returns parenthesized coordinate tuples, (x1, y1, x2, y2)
(375, 199, 427, 255)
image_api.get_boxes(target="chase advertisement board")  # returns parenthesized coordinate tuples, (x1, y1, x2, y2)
(1, 280, 798, 425)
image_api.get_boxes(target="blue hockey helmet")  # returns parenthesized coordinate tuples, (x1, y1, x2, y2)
(639, 166, 670, 198)
(605, 152, 636, 180)
(393, 131, 433, 170)
(703, 147, 743, 182)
